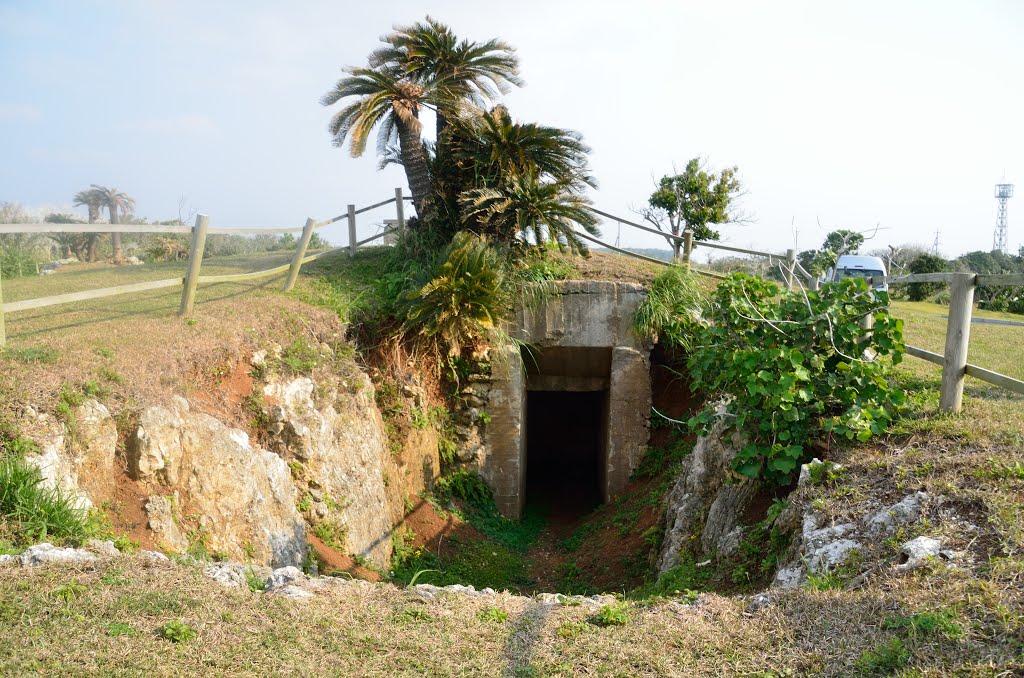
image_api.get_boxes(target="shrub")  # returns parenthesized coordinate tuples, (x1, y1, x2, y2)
(632, 266, 706, 351)
(907, 253, 947, 301)
(0, 456, 90, 546)
(687, 275, 905, 483)
(400, 232, 512, 357)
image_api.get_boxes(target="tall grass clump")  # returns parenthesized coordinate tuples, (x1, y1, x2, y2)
(632, 266, 706, 351)
(0, 456, 90, 546)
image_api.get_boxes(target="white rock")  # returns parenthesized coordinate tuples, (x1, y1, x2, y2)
(84, 539, 120, 558)
(897, 536, 945, 571)
(748, 593, 775, 612)
(19, 543, 98, 566)
(0, 555, 17, 566)
(265, 566, 305, 591)
(140, 550, 169, 561)
(865, 492, 928, 535)
(773, 566, 804, 589)
(204, 563, 248, 587)
(274, 585, 313, 599)
(798, 458, 843, 487)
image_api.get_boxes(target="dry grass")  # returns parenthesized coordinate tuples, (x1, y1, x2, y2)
(0, 555, 1019, 676)
(0, 263, 346, 434)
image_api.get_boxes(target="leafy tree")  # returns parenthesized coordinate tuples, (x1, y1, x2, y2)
(91, 185, 135, 264)
(72, 188, 106, 262)
(641, 158, 741, 262)
(907, 253, 947, 301)
(866, 244, 931, 277)
(369, 16, 522, 140)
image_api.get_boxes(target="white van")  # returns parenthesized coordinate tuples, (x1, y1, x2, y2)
(829, 255, 888, 292)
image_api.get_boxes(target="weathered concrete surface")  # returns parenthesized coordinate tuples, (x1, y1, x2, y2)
(511, 281, 648, 350)
(484, 281, 651, 518)
(604, 347, 651, 499)
(482, 346, 527, 518)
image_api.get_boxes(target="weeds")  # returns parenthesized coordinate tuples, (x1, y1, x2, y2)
(0, 456, 90, 546)
(590, 602, 629, 627)
(476, 607, 509, 623)
(158, 620, 197, 643)
(881, 609, 964, 640)
(855, 638, 911, 675)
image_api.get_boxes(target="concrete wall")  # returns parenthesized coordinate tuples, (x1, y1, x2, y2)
(484, 281, 651, 518)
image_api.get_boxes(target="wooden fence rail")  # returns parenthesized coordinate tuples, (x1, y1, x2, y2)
(867, 271, 1024, 412)
(0, 188, 407, 346)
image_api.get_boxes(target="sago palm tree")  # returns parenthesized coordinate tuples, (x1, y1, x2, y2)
(321, 66, 445, 217)
(91, 185, 135, 264)
(449, 106, 596, 192)
(369, 16, 522, 140)
(459, 170, 599, 255)
(73, 187, 106, 262)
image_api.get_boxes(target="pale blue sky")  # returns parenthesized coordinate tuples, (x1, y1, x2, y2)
(1, 0, 1022, 257)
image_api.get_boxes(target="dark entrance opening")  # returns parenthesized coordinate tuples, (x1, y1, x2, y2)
(525, 389, 606, 523)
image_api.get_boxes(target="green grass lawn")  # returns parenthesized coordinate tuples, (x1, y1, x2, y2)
(0, 252, 311, 343)
(890, 300, 1024, 445)
(891, 300, 1024, 381)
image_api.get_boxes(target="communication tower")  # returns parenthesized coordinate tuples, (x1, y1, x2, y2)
(994, 182, 1014, 253)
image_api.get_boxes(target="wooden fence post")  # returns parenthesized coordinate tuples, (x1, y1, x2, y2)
(0, 264, 6, 347)
(785, 249, 797, 289)
(682, 230, 693, 270)
(282, 218, 316, 293)
(347, 204, 357, 256)
(178, 214, 209, 316)
(395, 187, 405, 232)
(939, 272, 976, 413)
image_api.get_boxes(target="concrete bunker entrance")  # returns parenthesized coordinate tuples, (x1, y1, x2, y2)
(482, 281, 652, 519)
(524, 346, 611, 518)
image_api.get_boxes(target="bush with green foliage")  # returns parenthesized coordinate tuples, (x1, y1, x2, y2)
(907, 253, 948, 301)
(401, 232, 512, 357)
(687, 275, 905, 483)
(632, 266, 706, 351)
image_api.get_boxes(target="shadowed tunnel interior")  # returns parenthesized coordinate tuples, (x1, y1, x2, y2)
(525, 389, 605, 523)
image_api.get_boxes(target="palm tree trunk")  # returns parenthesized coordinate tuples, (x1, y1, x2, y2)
(397, 119, 433, 222)
(86, 206, 99, 262)
(110, 206, 123, 264)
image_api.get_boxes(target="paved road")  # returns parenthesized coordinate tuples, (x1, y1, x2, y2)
(932, 315, 1024, 328)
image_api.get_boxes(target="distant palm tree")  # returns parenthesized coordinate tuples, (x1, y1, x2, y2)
(321, 66, 445, 217)
(73, 187, 106, 262)
(369, 16, 522, 140)
(459, 169, 599, 255)
(91, 185, 135, 264)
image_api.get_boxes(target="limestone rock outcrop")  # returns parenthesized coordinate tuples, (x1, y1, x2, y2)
(657, 415, 759, 573)
(263, 375, 393, 566)
(123, 397, 306, 566)
(25, 400, 116, 510)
